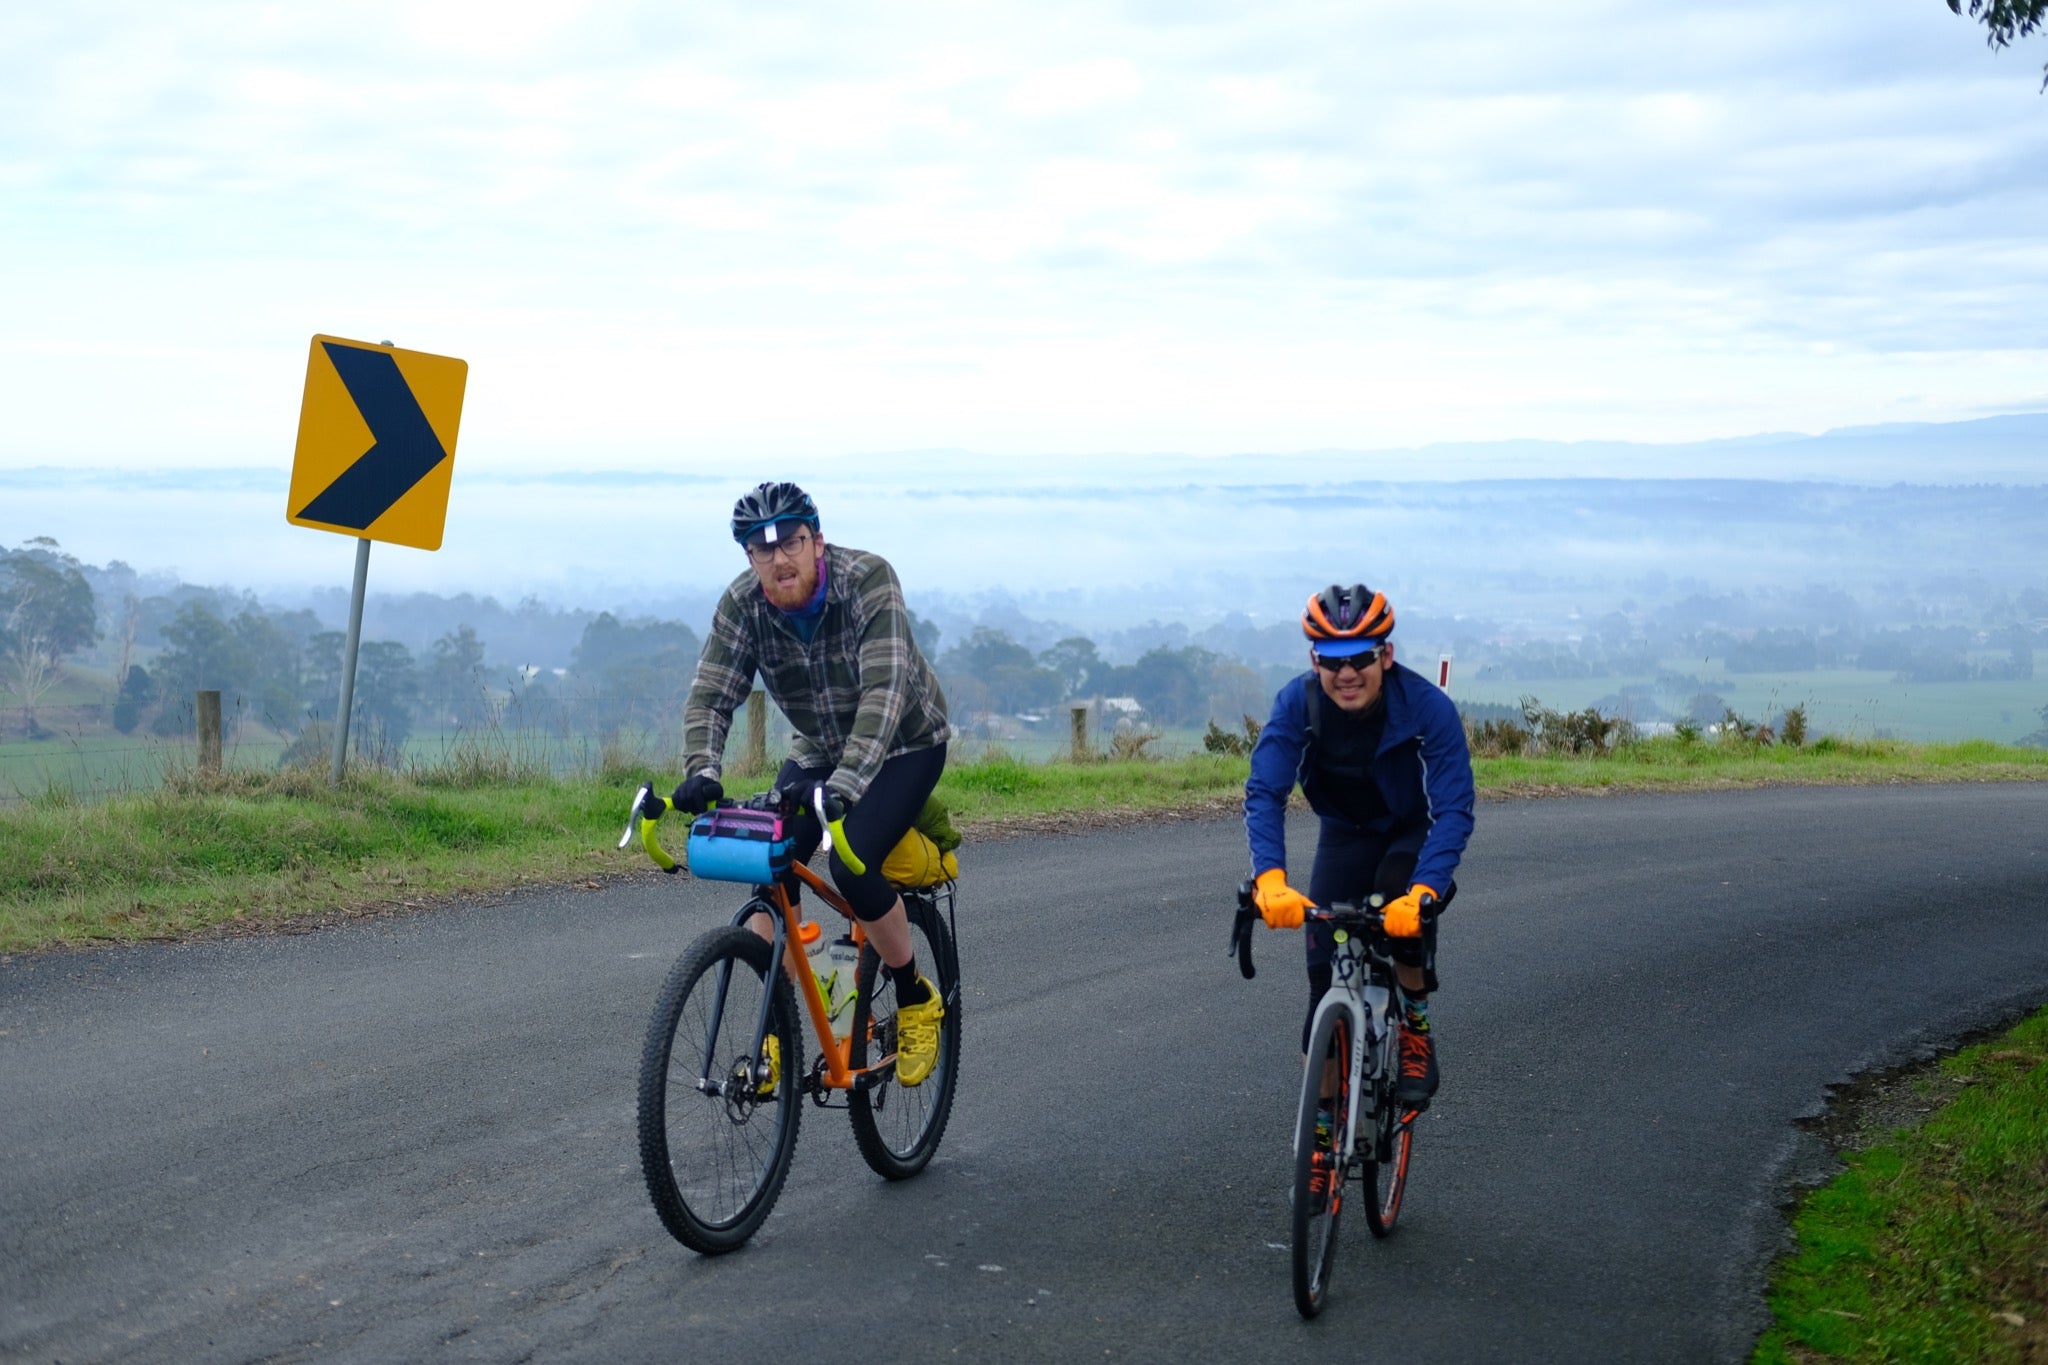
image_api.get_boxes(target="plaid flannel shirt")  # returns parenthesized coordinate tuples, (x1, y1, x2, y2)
(683, 544, 950, 804)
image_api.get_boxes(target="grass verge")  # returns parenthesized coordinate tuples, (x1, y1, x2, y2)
(1755, 1008, 2048, 1363)
(1476, 735, 2048, 795)
(1, 735, 2044, 954)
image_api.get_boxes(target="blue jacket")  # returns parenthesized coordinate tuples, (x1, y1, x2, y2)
(1243, 662, 1476, 896)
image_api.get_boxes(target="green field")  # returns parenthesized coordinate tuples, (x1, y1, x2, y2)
(1, 732, 193, 803)
(1456, 668, 2048, 747)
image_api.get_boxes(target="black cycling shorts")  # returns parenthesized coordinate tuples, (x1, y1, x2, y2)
(773, 742, 947, 921)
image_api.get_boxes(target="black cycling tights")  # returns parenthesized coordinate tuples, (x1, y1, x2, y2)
(774, 743, 947, 921)
(1301, 841, 1453, 1051)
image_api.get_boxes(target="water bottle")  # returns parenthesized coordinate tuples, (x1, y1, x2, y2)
(825, 935, 861, 1041)
(799, 919, 829, 998)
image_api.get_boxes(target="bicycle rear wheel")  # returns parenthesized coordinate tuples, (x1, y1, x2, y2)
(1291, 1004, 1352, 1319)
(847, 895, 960, 1180)
(637, 926, 802, 1254)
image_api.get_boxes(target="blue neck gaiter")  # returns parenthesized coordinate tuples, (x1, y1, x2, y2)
(776, 553, 830, 644)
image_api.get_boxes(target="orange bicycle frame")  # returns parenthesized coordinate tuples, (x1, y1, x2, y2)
(761, 862, 884, 1092)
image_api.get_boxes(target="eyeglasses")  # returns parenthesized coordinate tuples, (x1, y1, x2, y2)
(1313, 647, 1383, 675)
(744, 531, 815, 565)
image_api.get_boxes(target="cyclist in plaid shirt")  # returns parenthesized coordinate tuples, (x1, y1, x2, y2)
(674, 481, 952, 1084)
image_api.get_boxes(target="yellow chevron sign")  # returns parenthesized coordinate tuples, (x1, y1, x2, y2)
(287, 335, 468, 551)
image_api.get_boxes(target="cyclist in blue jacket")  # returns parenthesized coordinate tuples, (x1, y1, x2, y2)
(1243, 583, 1476, 1110)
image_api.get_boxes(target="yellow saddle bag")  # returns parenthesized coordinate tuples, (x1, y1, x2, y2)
(881, 828, 959, 887)
(880, 796, 963, 887)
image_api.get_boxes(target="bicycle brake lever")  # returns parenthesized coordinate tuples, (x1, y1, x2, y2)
(618, 784, 651, 849)
(1229, 882, 1257, 979)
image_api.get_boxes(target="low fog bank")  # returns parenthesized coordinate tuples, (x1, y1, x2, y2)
(9, 413, 2043, 744)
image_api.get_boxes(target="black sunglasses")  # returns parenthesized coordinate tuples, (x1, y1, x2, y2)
(1312, 647, 1383, 674)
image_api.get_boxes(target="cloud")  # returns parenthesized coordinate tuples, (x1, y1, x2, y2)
(1, 0, 2045, 468)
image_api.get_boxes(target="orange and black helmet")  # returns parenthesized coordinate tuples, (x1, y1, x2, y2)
(1302, 583, 1394, 655)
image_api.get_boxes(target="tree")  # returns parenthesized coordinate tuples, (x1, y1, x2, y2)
(1126, 646, 1223, 727)
(150, 602, 246, 736)
(353, 641, 421, 755)
(570, 612, 697, 675)
(567, 613, 699, 733)
(1726, 628, 1819, 674)
(906, 608, 942, 660)
(1038, 637, 1105, 699)
(113, 594, 141, 698)
(427, 625, 493, 728)
(0, 538, 99, 737)
(1947, 0, 2048, 86)
(304, 632, 421, 755)
(112, 663, 156, 734)
(942, 626, 1036, 680)
(232, 606, 308, 732)
(939, 627, 1060, 714)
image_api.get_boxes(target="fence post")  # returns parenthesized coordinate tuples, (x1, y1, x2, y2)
(196, 690, 223, 776)
(1069, 704, 1090, 761)
(744, 689, 768, 776)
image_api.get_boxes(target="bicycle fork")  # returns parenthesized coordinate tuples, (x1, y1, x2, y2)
(694, 900, 787, 1098)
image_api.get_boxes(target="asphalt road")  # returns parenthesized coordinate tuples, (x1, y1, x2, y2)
(5, 784, 2048, 1363)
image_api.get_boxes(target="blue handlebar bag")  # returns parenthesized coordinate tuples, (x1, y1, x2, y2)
(686, 807, 794, 884)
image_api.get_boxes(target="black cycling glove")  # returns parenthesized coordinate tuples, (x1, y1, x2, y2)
(672, 773, 724, 815)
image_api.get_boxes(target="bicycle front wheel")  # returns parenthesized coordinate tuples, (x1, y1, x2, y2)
(1292, 1004, 1352, 1319)
(847, 895, 961, 1180)
(637, 926, 802, 1254)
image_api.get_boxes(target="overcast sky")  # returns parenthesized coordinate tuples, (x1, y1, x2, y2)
(5, 0, 2046, 483)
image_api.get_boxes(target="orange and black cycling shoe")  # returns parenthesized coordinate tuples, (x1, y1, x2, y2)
(1305, 1150, 1341, 1214)
(1396, 1024, 1439, 1110)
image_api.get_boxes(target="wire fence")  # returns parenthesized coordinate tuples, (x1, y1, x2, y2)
(0, 692, 1207, 809)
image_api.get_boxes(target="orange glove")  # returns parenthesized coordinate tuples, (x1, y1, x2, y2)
(1253, 868, 1314, 930)
(1383, 883, 1439, 938)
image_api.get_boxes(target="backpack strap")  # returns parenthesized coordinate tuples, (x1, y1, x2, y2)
(1300, 670, 1322, 755)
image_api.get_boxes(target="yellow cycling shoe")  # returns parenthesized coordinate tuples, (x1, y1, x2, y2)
(893, 977, 944, 1087)
(756, 1034, 781, 1096)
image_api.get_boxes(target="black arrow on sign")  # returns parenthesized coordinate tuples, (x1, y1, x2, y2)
(293, 343, 450, 531)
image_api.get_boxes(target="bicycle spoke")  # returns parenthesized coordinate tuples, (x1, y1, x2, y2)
(637, 927, 802, 1253)
(847, 896, 960, 1180)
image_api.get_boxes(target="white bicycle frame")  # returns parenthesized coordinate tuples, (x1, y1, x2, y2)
(1296, 926, 1402, 1166)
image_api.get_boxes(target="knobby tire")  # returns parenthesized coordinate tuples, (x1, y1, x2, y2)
(847, 895, 961, 1180)
(637, 926, 802, 1254)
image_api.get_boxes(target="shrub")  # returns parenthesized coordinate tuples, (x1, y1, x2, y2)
(1202, 714, 1262, 757)
(1467, 717, 1532, 758)
(1109, 728, 1162, 761)
(1519, 696, 1632, 755)
(1720, 708, 1774, 748)
(1778, 704, 1809, 749)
